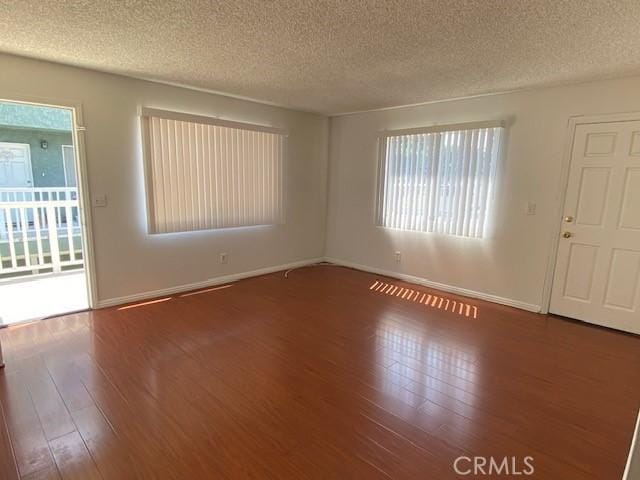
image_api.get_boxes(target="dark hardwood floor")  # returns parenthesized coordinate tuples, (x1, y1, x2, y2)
(0, 265, 639, 479)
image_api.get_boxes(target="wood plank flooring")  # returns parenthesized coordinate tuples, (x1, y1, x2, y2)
(0, 265, 639, 479)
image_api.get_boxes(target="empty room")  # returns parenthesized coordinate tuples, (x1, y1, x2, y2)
(0, 1, 639, 479)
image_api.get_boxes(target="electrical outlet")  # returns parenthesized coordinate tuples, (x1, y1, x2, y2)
(526, 202, 537, 215)
(93, 194, 107, 208)
(394, 251, 401, 263)
(219, 253, 228, 264)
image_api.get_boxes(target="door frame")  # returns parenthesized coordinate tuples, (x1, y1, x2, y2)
(541, 110, 640, 314)
(0, 141, 34, 187)
(0, 94, 98, 309)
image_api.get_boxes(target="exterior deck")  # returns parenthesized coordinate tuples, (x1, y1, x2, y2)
(0, 187, 87, 325)
(0, 270, 87, 325)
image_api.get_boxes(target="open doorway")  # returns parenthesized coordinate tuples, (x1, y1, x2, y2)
(0, 100, 91, 325)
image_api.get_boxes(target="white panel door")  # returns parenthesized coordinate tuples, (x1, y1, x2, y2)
(0, 142, 33, 187)
(550, 120, 640, 334)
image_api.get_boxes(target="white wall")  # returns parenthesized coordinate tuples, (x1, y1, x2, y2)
(325, 76, 640, 310)
(0, 53, 328, 304)
(624, 410, 640, 480)
(5, 51, 640, 312)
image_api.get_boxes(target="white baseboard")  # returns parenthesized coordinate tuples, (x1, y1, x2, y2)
(97, 255, 541, 313)
(624, 409, 640, 480)
(324, 256, 541, 313)
(97, 257, 324, 308)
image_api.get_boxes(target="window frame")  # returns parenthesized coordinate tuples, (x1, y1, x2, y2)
(139, 107, 288, 234)
(375, 120, 505, 238)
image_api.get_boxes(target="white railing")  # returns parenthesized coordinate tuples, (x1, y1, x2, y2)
(0, 187, 83, 276)
(0, 187, 78, 202)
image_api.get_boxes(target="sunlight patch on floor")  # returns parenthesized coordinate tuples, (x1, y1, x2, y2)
(370, 280, 478, 318)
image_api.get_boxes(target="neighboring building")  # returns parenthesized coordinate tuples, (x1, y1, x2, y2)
(0, 103, 76, 189)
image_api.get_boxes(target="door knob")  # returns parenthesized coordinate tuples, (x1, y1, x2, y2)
(564, 215, 574, 223)
(562, 231, 573, 238)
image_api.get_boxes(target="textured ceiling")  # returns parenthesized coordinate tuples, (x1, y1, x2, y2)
(2, 0, 640, 115)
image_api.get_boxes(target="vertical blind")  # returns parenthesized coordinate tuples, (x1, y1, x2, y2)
(141, 109, 285, 234)
(376, 123, 503, 238)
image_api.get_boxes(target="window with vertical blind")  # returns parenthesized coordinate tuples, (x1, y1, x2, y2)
(376, 121, 504, 238)
(140, 108, 285, 234)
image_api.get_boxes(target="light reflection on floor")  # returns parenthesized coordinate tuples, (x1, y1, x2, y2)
(369, 280, 478, 318)
(373, 302, 481, 409)
(117, 297, 173, 310)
